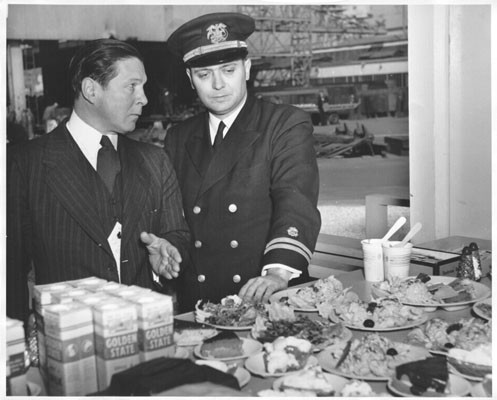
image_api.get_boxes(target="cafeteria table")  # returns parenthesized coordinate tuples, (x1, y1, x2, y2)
(26, 269, 491, 396)
(173, 269, 492, 397)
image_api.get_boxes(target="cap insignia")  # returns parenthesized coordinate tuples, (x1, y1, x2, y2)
(206, 23, 228, 44)
(287, 227, 299, 237)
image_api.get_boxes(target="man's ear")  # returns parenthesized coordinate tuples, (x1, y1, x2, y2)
(81, 77, 99, 103)
(185, 69, 195, 90)
(244, 58, 251, 81)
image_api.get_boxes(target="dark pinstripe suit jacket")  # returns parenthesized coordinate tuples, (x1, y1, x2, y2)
(7, 123, 190, 321)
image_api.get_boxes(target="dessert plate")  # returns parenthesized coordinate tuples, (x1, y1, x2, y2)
(473, 297, 492, 320)
(272, 371, 349, 393)
(328, 310, 428, 332)
(373, 276, 491, 311)
(195, 360, 251, 387)
(387, 374, 471, 397)
(244, 353, 318, 378)
(193, 337, 262, 362)
(317, 343, 430, 381)
(269, 287, 318, 312)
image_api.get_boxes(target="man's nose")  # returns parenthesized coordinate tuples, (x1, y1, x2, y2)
(137, 87, 148, 106)
(212, 71, 225, 90)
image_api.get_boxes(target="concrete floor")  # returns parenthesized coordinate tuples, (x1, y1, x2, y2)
(315, 116, 410, 240)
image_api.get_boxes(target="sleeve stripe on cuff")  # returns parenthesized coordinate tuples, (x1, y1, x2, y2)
(264, 237, 312, 263)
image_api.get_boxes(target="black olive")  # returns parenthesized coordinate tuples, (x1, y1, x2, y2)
(444, 343, 454, 349)
(363, 319, 375, 328)
(446, 323, 462, 334)
(386, 348, 398, 356)
(366, 302, 378, 313)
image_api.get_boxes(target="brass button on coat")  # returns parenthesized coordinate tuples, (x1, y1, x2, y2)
(197, 274, 206, 283)
(194, 240, 202, 248)
(193, 206, 201, 214)
(228, 204, 237, 213)
(233, 274, 241, 283)
(230, 240, 239, 248)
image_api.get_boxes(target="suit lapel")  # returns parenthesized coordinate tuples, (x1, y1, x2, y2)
(185, 113, 213, 177)
(118, 136, 151, 248)
(43, 125, 113, 255)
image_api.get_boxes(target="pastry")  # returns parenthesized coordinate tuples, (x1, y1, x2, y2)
(395, 357, 448, 395)
(200, 331, 244, 358)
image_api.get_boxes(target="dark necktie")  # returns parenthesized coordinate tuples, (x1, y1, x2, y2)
(97, 135, 121, 193)
(213, 121, 225, 149)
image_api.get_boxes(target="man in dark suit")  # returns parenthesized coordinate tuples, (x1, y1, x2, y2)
(7, 39, 190, 322)
(165, 13, 321, 312)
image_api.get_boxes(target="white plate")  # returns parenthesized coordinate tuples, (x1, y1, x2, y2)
(235, 367, 251, 387)
(195, 360, 251, 388)
(269, 287, 317, 312)
(387, 373, 471, 397)
(272, 371, 349, 394)
(374, 276, 491, 311)
(317, 342, 431, 381)
(470, 382, 492, 398)
(448, 364, 484, 382)
(27, 381, 42, 396)
(251, 319, 353, 352)
(174, 329, 219, 346)
(195, 302, 258, 330)
(473, 297, 492, 320)
(194, 337, 263, 362)
(329, 310, 429, 332)
(173, 346, 190, 359)
(245, 353, 318, 378)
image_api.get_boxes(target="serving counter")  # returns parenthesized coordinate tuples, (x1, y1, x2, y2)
(26, 269, 491, 396)
(173, 269, 492, 397)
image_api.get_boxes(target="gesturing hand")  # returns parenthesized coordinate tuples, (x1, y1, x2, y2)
(140, 231, 182, 279)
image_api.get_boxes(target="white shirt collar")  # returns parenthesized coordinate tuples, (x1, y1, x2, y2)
(208, 95, 247, 144)
(66, 110, 118, 170)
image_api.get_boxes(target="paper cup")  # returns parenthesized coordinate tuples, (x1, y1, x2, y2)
(382, 241, 413, 279)
(361, 239, 384, 282)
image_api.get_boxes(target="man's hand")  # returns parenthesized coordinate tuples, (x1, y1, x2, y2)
(140, 232, 182, 279)
(238, 268, 292, 303)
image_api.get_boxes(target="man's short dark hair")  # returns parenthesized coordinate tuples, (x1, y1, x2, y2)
(68, 38, 144, 100)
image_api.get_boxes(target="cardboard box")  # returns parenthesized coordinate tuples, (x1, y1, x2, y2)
(410, 247, 461, 276)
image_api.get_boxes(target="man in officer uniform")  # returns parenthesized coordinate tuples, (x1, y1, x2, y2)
(165, 12, 321, 312)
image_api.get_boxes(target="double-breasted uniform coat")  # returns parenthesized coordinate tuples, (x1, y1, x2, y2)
(165, 96, 321, 311)
(7, 123, 190, 321)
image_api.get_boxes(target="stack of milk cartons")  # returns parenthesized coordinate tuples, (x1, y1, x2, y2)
(6, 317, 28, 396)
(43, 302, 98, 395)
(32, 281, 75, 382)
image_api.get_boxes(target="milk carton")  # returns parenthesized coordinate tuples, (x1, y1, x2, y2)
(51, 288, 91, 304)
(43, 302, 98, 396)
(92, 299, 140, 391)
(127, 293, 175, 362)
(6, 318, 28, 396)
(32, 282, 74, 382)
(68, 276, 109, 291)
(110, 285, 152, 300)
